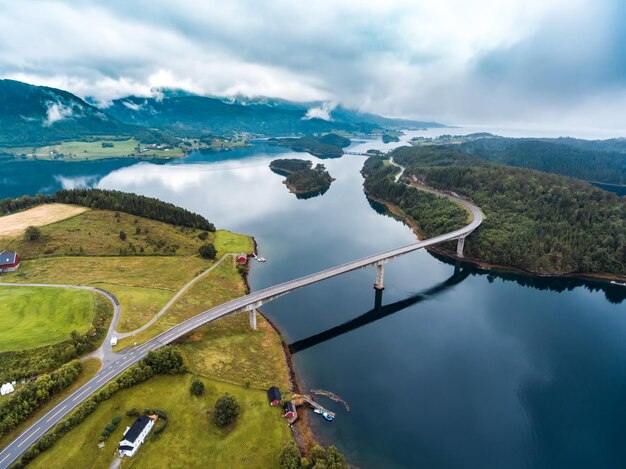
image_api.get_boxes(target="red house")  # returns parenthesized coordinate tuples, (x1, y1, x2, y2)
(283, 401, 297, 423)
(0, 251, 19, 273)
(236, 254, 248, 264)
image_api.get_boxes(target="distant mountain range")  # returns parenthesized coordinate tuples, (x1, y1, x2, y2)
(0, 80, 443, 147)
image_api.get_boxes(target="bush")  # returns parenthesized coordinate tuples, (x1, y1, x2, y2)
(24, 225, 41, 241)
(279, 442, 302, 469)
(198, 243, 217, 260)
(126, 408, 139, 417)
(190, 379, 205, 396)
(119, 231, 127, 241)
(213, 393, 240, 427)
(198, 231, 209, 240)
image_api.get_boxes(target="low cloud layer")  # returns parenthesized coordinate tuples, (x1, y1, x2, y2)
(1, 0, 625, 129)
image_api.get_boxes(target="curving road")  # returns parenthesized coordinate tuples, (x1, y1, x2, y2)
(0, 186, 482, 469)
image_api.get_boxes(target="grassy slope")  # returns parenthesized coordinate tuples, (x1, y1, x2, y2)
(0, 286, 96, 351)
(30, 374, 291, 469)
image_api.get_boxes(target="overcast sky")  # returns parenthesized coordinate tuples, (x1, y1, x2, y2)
(1, 0, 625, 129)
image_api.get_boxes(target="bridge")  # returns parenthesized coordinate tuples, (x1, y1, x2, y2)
(0, 184, 482, 468)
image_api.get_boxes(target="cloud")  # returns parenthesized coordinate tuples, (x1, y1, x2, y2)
(43, 102, 74, 126)
(303, 102, 336, 121)
(0, 0, 624, 129)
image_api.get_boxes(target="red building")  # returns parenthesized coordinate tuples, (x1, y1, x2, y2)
(236, 254, 248, 264)
(0, 251, 19, 273)
(267, 386, 281, 406)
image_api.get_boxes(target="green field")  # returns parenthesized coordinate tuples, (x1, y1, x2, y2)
(0, 286, 96, 352)
(0, 139, 184, 160)
(31, 374, 292, 469)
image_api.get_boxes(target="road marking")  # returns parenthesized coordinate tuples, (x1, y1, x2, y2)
(0, 452, 11, 465)
(72, 387, 92, 402)
(17, 427, 39, 447)
(45, 405, 67, 423)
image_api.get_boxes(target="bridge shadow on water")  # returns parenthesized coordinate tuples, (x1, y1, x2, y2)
(288, 255, 626, 354)
(288, 263, 470, 354)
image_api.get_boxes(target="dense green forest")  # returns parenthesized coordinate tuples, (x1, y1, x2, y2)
(270, 158, 335, 198)
(0, 189, 215, 231)
(364, 146, 626, 276)
(362, 157, 468, 237)
(269, 133, 351, 158)
(458, 138, 626, 185)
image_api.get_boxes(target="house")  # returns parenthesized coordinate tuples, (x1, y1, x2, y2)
(118, 414, 157, 457)
(283, 401, 297, 422)
(1, 382, 15, 396)
(0, 251, 20, 273)
(236, 254, 247, 264)
(267, 386, 281, 406)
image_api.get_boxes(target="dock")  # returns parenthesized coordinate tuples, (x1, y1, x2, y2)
(300, 396, 336, 419)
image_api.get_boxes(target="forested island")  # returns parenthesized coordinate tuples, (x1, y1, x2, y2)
(270, 158, 335, 199)
(268, 133, 351, 158)
(363, 146, 626, 278)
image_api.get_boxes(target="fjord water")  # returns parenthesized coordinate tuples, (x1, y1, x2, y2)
(3, 136, 626, 469)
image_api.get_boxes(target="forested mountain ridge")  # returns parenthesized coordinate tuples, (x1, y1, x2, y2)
(0, 80, 149, 146)
(364, 146, 626, 277)
(412, 133, 626, 185)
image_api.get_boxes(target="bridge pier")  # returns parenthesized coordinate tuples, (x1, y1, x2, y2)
(249, 309, 257, 330)
(456, 236, 465, 257)
(374, 260, 387, 290)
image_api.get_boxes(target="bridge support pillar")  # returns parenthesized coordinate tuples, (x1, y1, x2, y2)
(456, 236, 465, 257)
(249, 309, 257, 330)
(374, 260, 387, 290)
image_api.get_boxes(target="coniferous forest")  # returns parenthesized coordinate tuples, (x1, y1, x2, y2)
(363, 146, 626, 276)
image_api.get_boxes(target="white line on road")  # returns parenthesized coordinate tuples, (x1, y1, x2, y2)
(72, 387, 92, 402)
(17, 426, 40, 447)
(45, 405, 67, 423)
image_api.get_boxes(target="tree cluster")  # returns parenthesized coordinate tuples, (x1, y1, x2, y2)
(213, 393, 240, 427)
(279, 442, 348, 469)
(0, 361, 82, 439)
(370, 146, 626, 275)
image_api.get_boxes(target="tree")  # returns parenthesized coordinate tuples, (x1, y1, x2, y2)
(302, 445, 348, 469)
(198, 231, 209, 241)
(213, 393, 240, 427)
(199, 243, 217, 260)
(119, 231, 127, 241)
(24, 225, 41, 241)
(190, 379, 205, 396)
(279, 442, 302, 469)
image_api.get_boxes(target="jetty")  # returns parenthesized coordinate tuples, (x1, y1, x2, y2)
(299, 395, 336, 420)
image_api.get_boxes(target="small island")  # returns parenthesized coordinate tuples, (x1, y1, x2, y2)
(270, 158, 335, 199)
(382, 133, 400, 143)
(268, 133, 351, 158)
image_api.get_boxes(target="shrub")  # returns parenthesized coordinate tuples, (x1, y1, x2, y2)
(279, 442, 302, 469)
(213, 393, 240, 427)
(198, 243, 217, 260)
(198, 231, 209, 240)
(190, 379, 205, 396)
(126, 408, 139, 417)
(24, 225, 41, 241)
(119, 231, 127, 241)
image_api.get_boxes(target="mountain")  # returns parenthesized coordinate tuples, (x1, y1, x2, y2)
(104, 92, 444, 137)
(0, 79, 143, 146)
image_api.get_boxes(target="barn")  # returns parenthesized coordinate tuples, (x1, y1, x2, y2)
(0, 251, 20, 273)
(267, 386, 281, 406)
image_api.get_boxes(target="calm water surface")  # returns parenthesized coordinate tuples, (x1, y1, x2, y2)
(2, 132, 626, 469)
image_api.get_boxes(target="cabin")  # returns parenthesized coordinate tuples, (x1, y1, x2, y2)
(267, 386, 281, 406)
(0, 251, 20, 273)
(283, 401, 297, 421)
(118, 414, 156, 457)
(236, 254, 247, 264)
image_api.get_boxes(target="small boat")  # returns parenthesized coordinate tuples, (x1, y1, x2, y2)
(257, 257, 267, 263)
(322, 411, 334, 421)
(313, 409, 322, 415)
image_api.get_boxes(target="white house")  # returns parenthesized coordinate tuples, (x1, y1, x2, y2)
(1, 382, 15, 396)
(118, 414, 156, 457)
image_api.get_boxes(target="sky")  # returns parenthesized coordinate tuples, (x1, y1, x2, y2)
(1, 0, 625, 130)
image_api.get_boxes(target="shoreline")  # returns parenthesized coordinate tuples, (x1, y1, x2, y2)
(366, 193, 626, 284)
(242, 239, 320, 453)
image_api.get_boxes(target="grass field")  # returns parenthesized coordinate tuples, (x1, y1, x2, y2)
(31, 374, 292, 469)
(0, 139, 184, 160)
(115, 258, 247, 348)
(0, 286, 97, 352)
(0, 204, 88, 238)
(0, 358, 101, 450)
(0, 209, 253, 260)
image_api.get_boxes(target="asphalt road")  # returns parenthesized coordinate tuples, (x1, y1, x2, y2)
(0, 189, 482, 469)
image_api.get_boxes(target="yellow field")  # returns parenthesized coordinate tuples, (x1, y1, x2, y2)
(0, 204, 88, 237)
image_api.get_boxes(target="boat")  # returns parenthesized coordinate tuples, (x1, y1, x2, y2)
(257, 257, 267, 262)
(322, 411, 334, 421)
(313, 408, 322, 414)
